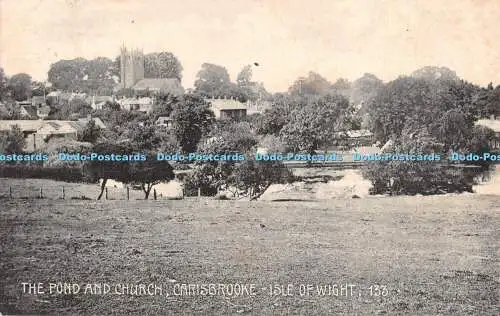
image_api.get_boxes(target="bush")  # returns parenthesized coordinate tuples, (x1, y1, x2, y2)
(0, 164, 85, 182)
(362, 161, 477, 195)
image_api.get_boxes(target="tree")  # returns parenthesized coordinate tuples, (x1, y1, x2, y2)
(149, 93, 179, 120)
(0, 68, 8, 101)
(49, 98, 92, 120)
(236, 65, 253, 87)
(48, 57, 116, 93)
(193, 63, 231, 97)
(184, 121, 291, 200)
(7, 73, 32, 101)
(331, 78, 351, 98)
(288, 71, 332, 97)
(280, 94, 353, 153)
(171, 95, 215, 152)
(410, 66, 459, 82)
(230, 158, 292, 200)
(78, 119, 101, 144)
(144, 52, 183, 81)
(350, 73, 384, 106)
(84, 142, 131, 200)
(128, 153, 175, 199)
(48, 58, 88, 91)
(0, 125, 26, 154)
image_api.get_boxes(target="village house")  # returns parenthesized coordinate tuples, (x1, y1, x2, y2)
(118, 97, 154, 113)
(156, 116, 173, 129)
(205, 97, 247, 120)
(87, 96, 114, 110)
(476, 117, 500, 150)
(0, 118, 106, 151)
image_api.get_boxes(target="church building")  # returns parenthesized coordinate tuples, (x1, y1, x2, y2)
(117, 45, 184, 96)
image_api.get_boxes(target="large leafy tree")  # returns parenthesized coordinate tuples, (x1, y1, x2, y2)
(0, 68, 7, 101)
(171, 95, 215, 152)
(48, 57, 116, 93)
(128, 153, 175, 199)
(288, 71, 332, 98)
(350, 73, 384, 106)
(185, 121, 291, 200)
(7, 73, 32, 101)
(280, 94, 353, 153)
(0, 125, 26, 154)
(193, 63, 232, 97)
(144, 52, 183, 81)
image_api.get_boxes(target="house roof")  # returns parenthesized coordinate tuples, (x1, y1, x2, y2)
(87, 96, 113, 104)
(476, 119, 500, 133)
(119, 97, 153, 105)
(77, 117, 107, 129)
(38, 121, 82, 134)
(0, 119, 103, 133)
(206, 98, 248, 110)
(346, 129, 373, 138)
(156, 116, 172, 121)
(132, 78, 184, 95)
(0, 120, 44, 132)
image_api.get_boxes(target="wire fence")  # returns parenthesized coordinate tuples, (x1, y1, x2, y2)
(0, 179, 185, 201)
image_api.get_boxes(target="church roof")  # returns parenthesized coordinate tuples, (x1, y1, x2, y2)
(132, 78, 184, 95)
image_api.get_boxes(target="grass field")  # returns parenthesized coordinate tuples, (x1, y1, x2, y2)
(0, 184, 499, 315)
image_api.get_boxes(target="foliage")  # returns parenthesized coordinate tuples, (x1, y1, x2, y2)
(366, 76, 481, 145)
(149, 93, 179, 120)
(7, 73, 32, 101)
(78, 119, 101, 144)
(474, 84, 500, 119)
(330, 78, 351, 98)
(0, 125, 26, 154)
(171, 94, 215, 152)
(144, 52, 183, 81)
(185, 121, 291, 200)
(362, 131, 475, 195)
(194, 63, 231, 97)
(280, 94, 353, 152)
(351, 73, 384, 102)
(48, 57, 116, 93)
(229, 157, 293, 200)
(128, 152, 175, 199)
(0, 164, 85, 182)
(410, 66, 459, 82)
(288, 71, 332, 97)
(0, 67, 7, 101)
(48, 98, 92, 120)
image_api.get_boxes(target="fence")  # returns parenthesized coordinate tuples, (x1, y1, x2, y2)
(0, 180, 187, 201)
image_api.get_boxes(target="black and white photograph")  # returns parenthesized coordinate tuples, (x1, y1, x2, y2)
(0, 0, 499, 314)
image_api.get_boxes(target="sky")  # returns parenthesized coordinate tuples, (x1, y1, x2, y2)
(1, 0, 499, 92)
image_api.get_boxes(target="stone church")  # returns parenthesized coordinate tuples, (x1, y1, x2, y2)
(116, 45, 184, 96)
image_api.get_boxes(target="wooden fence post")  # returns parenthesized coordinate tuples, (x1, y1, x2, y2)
(9, 186, 12, 198)
(62, 186, 65, 200)
(127, 187, 130, 200)
(105, 188, 108, 200)
(154, 189, 157, 200)
(39, 188, 43, 199)
(198, 187, 201, 198)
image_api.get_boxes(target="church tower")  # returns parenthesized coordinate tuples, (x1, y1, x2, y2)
(120, 45, 145, 89)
